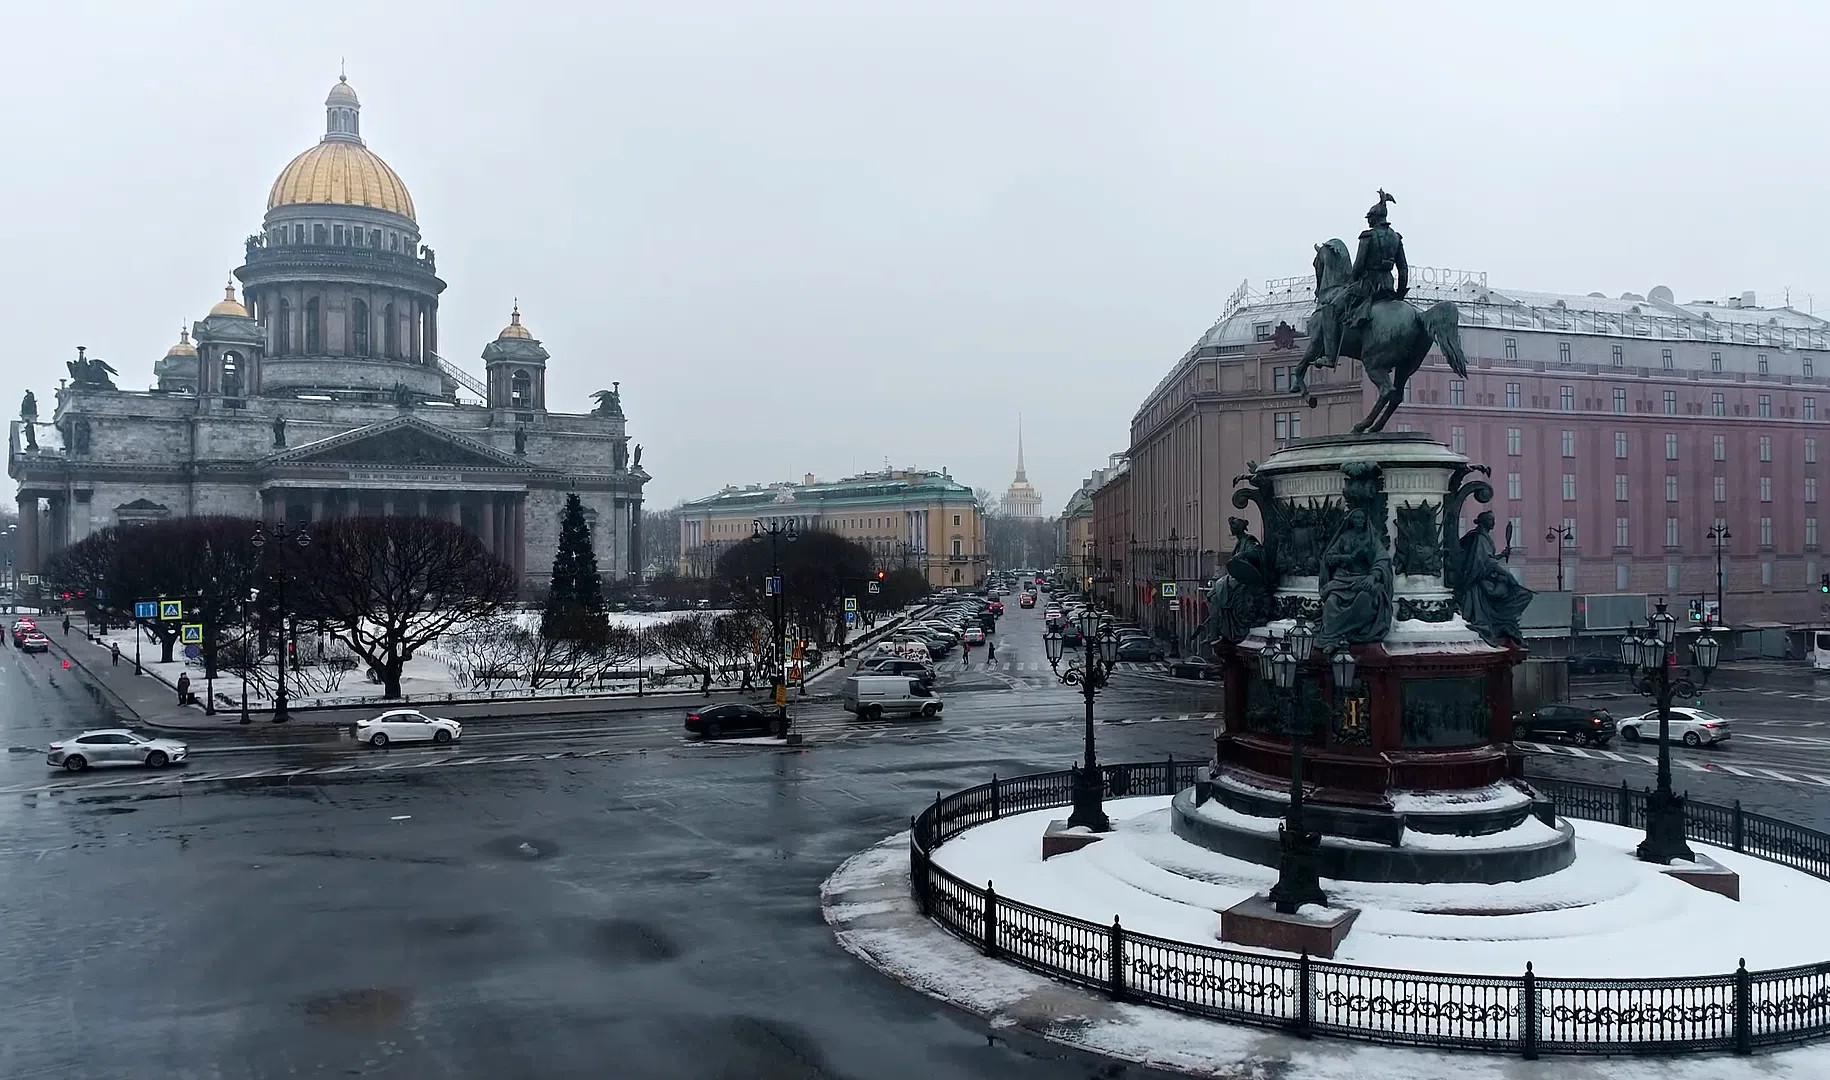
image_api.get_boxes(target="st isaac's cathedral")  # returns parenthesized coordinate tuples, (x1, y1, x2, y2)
(8, 76, 647, 585)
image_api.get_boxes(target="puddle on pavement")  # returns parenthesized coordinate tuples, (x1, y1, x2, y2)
(481, 836, 558, 860)
(86, 805, 137, 815)
(589, 918, 680, 963)
(717, 1016, 859, 1080)
(297, 987, 410, 1029)
(408, 913, 496, 938)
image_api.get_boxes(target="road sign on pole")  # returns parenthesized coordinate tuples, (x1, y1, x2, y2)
(159, 600, 183, 621)
(766, 575, 783, 596)
(845, 611, 858, 629)
(179, 623, 204, 645)
(867, 581, 881, 594)
(844, 597, 858, 612)
(1160, 582, 1179, 599)
(134, 601, 158, 620)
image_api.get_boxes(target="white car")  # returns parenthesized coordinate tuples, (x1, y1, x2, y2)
(1620, 707, 1732, 747)
(48, 729, 187, 771)
(355, 709, 462, 748)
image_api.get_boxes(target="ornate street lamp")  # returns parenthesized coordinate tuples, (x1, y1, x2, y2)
(1262, 622, 1328, 914)
(1545, 523, 1574, 591)
(753, 518, 798, 709)
(251, 520, 311, 723)
(1046, 615, 1120, 832)
(1621, 599, 1720, 863)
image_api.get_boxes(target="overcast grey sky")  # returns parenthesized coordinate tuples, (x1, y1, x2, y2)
(8, 2, 1827, 510)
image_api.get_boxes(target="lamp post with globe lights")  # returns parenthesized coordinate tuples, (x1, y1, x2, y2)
(250, 520, 311, 723)
(1619, 598, 1721, 864)
(1045, 607, 1121, 832)
(1258, 616, 1337, 914)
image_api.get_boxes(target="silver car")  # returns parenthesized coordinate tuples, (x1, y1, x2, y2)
(48, 729, 188, 771)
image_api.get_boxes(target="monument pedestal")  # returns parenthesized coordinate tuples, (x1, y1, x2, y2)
(1219, 895, 1360, 958)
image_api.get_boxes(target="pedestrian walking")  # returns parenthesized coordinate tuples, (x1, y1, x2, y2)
(987, 639, 997, 663)
(176, 671, 192, 706)
(110, 641, 120, 667)
(62, 615, 71, 635)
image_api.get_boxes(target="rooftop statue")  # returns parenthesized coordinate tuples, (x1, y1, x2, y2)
(591, 388, 624, 418)
(1287, 191, 1470, 433)
(20, 390, 36, 423)
(66, 347, 118, 391)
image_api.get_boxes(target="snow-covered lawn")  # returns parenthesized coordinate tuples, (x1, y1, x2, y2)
(929, 796, 1830, 979)
(827, 830, 1830, 1080)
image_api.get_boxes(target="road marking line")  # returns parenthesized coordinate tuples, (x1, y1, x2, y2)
(1756, 768, 1801, 782)
(1564, 746, 1594, 758)
(1715, 764, 1758, 777)
(1595, 750, 1628, 762)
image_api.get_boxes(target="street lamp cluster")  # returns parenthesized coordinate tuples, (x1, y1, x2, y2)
(752, 518, 796, 708)
(1618, 599, 1720, 864)
(250, 520, 311, 724)
(1255, 617, 1357, 914)
(1044, 608, 1120, 833)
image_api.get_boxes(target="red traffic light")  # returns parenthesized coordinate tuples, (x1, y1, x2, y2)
(876, 570, 886, 581)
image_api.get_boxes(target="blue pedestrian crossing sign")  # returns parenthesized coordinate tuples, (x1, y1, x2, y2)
(844, 597, 858, 612)
(134, 601, 158, 620)
(159, 600, 183, 621)
(1160, 582, 1179, 599)
(180, 623, 203, 645)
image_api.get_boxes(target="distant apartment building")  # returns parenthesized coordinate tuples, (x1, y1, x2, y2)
(676, 468, 987, 587)
(1105, 270, 1830, 630)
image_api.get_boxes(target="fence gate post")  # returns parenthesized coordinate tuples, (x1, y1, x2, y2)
(1166, 753, 1175, 795)
(990, 774, 1000, 820)
(1294, 952, 1312, 1037)
(1109, 917, 1126, 1001)
(1735, 958, 1752, 1054)
(1618, 780, 1632, 825)
(1522, 962, 1538, 1060)
(983, 882, 999, 958)
(913, 816, 931, 918)
(1733, 800, 1745, 853)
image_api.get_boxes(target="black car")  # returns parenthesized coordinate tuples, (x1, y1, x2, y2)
(684, 703, 788, 739)
(1513, 704, 1615, 747)
(1567, 653, 1620, 675)
(1170, 657, 1222, 679)
(1115, 639, 1162, 662)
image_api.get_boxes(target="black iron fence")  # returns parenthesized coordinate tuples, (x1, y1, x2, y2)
(908, 763, 1830, 1057)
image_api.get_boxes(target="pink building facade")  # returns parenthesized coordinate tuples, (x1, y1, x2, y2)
(1110, 273, 1830, 631)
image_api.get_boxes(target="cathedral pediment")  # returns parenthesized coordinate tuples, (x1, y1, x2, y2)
(265, 415, 528, 471)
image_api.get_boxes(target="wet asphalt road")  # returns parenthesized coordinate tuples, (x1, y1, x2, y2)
(1, 606, 1827, 1079)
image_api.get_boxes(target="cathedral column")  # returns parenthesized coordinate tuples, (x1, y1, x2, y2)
(382, 493, 396, 518)
(417, 491, 429, 519)
(17, 495, 39, 576)
(426, 298, 439, 360)
(310, 490, 324, 523)
(629, 502, 642, 581)
(513, 494, 526, 578)
(447, 496, 462, 527)
(480, 494, 495, 555)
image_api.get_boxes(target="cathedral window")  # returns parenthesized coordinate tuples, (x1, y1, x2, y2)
(370, 229, 381, 248)
(276, 298, 291, 355)
(294, 224, 305, 244)
(384, 303, 397, 358)
(305, 298, 321, 354)
(334, 225, 344, 245)
(511, 369, 532, 407)
(351, 299, 370, 357)
(221, 352, 243, 398)
(314, 224, 327, 244)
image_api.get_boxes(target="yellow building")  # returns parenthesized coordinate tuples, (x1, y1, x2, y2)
(678, 469, 987, 587)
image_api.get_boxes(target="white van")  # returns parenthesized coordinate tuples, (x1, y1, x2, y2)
(842, 675, 942, 720)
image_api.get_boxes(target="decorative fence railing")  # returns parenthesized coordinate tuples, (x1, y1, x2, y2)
(908, 762, 1830, 1058)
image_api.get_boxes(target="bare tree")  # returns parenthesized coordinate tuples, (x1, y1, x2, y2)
(443, 617, 523, 690)
(297, 517, 516, 698)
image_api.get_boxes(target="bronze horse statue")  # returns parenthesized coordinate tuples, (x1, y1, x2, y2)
(1289, 238, 1468, 434)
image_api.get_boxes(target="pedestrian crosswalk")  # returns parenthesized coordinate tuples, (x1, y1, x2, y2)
(1517, 739, 1830, 789)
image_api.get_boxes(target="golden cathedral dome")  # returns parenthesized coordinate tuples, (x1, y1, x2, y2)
(209, 283, 249, 317)
(266, 76, 416, 221)
(165, 328, 197, 357)
(498, 302, 532, 340)
(268, 141, 415, 220)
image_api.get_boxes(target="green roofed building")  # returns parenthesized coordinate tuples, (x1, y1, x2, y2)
(677, 468, 986, 587)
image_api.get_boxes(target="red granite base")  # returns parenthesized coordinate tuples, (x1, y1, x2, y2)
(1041, 821, 1107, 860)
(1219, 894, 1361, 958)
(1661, 853, 1741, 901)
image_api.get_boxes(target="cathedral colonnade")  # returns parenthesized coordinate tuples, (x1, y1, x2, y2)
(259, 487, 526, 577)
